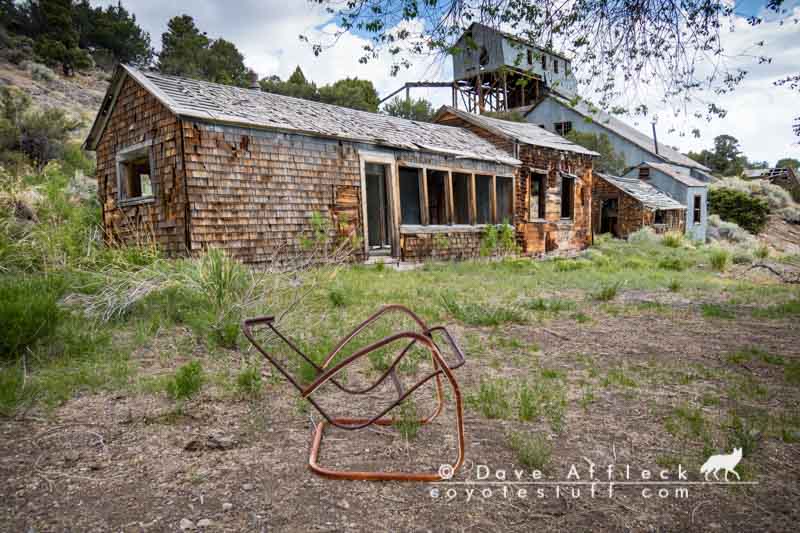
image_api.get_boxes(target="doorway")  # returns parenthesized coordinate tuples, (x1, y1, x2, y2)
(365, 162, 392, 255)
(600, 198, 619, 237)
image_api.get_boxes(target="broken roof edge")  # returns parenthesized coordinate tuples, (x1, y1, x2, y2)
(461, 22, 572, 63)
(594, 171, 687, 211)
(432, 105, 600, 158)
(85, 66, 520, 167)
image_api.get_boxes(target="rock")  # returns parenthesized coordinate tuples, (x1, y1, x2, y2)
(179, 518, 195, 530)
(242, 483, 254, 491)
(197, 519, 212, 528)
(184, 433, 238, 452)
(222, 502, 233, 512)
(337, 499, 350, 510)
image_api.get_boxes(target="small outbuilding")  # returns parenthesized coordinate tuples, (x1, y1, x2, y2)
(593, 172, 686, 238)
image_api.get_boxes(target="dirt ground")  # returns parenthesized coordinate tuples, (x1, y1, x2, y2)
(2, 289, 799, 532)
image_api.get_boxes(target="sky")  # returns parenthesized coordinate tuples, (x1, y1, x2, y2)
(93, 0, 800, 165)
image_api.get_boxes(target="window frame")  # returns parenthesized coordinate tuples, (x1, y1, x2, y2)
(560, 174, 575, 220)
(116, 141, 156, 206)
(529, 172, 547, 221)
(495, 176, 514, 224)
(554, 121, 572, 136)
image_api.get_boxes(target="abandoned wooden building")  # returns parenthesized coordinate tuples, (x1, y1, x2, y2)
(593, 172, 686, 238)
(433, 106, 598, 254)
(84, 65, 552, 264)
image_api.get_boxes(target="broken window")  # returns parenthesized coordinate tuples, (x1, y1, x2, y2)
(426, 170, 448, 225)
(529, 173, 546, 220)
(452, 173, 471, 224)
(117, 144, 154, 203)
(560, 175, 574, 219)
(654, 210, 665, 224)
(554, 122, 572, 136)
(693, 195, 702, 224)
(496, 177, 513, 224)
(475, 174, 492, 224)
(399, 167, 421, 225)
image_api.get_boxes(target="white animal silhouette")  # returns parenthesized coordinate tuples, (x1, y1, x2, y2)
(700, 448, 742, 481)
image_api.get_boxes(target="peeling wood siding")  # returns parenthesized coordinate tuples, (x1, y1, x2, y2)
(180, 122, 364, 263)
(433, 113, 593, 256)
(592, 176, 685, 237)
(515, 146, 593, 255)
(94, 77, 188, 254)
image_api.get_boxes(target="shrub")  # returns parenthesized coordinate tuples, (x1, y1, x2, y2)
(627, 227, 658, 244)
(592, 281, 620, 301)
(754, 243, 770, 260)
(166, 360, 204, 400)
(0, 276, 63, 360)
(480, 223, 518, 257)
(235, 366, 262, 398)
(709, 248, 730, 271)
(708, 188, 769, 234)
(661, 232, 683, 248)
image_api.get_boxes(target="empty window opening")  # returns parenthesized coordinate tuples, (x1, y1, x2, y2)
(654, 210, 666, 224)
(530, 173, 547, 220)
(475, 174, 492, 224)
(560, 175, 574, 219)
(117, 144, 154, 203)
(526, 49, 533, 65)
(365, 162, 390, 249)
(639, 167, 650, 180)
(399, 167, 421, 225)
(496, 176, 514, 223)
(541, 54, 547, 71)
(554, 121, 572, 136)
(452, 173, 471, 224)
(693, 195, 702, 224)
(427, 170, 448, 225)
(553, 59, 559, 73)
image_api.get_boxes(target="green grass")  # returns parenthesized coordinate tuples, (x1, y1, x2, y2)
(701, 303, 735, 319)
(441, 293, 525, 326)
(235, 365, 263, 398)
(752, 300, 800, 319)
(393, 399, 421, 440)
(667, 279, 682, 292)
(709, 248, 731, 272)
(602, 367, 638, 388)
(467, 378, 513, 419)
(166, 361, 204, 401)
(592, 282, 620, 301)
(785, 361, 800, 385)
(661, 232, 683, 248)
(517, 378, 567, 431)
(523, 297, 576, 313)
(508, 432, 552, 470)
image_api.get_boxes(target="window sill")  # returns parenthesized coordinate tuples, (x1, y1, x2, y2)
(118, 196, 155, 207)
(400, 224, 488, 234)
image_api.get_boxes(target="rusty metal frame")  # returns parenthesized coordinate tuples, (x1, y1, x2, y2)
(242, 305, 466, 481)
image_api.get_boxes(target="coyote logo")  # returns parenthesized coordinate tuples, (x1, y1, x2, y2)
(700, 448, 742, 481)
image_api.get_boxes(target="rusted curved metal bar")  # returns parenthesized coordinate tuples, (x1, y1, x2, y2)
(241, 305, 466, 481)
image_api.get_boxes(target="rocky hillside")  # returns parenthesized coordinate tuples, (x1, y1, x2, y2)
(0, 60, 108, 138)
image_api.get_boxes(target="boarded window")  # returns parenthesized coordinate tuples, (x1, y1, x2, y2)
(693, 195, 702, 224)
(452, 173, 471, 224)
(554, 122, 572, 136)
(496, 176, 513, 223)
(399, 167, 421, 225)
(560, 176, 574, 219)
(530, 173, 546, 220)
(475, 175, 492, 224)
(117, 145, 154, 203)
(427, 170, 447, 225)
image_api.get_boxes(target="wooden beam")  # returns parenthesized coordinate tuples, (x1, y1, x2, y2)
(469, 173, 477, 224)
(490, 175, 497, 224)
(420, 168, 429, 226)
(446, 170, 454, 224)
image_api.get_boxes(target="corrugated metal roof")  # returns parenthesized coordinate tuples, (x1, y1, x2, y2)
(595, 172, 686, 210)
(85, 65, 520, 166)
(644, 162, 707, 187)
(433, 106, 599, 157)
(539, 94, 711, 172)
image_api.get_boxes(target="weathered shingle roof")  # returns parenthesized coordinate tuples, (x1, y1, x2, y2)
(536, 94, 711, 172)
(85, 65, 520, 166)
(644, 162, 707, 187)
(595, 172, 686, 210)
(433, 106, 599, 157)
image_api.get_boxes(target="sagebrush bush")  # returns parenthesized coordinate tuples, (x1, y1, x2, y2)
(708, 188, 770, 234)
(0, 275, 63, 360)
(661, 232, 683, 248)
(166, 360, 204, 401)
(709, 248, 731, 272)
